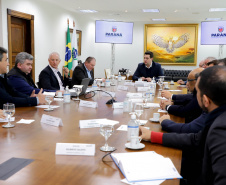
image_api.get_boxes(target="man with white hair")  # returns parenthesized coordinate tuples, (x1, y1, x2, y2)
(39, 52, 70, 90)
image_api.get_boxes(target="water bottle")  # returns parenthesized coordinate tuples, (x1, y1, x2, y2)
(127, 113, 139, 142)
(123, 94, 132, 112)
(118, 72, 122, 82)
(64, 86, 71, 103)
(92, 80, 98, 91)
(105, 78, 110, 87)
(146, 86, 153, 102)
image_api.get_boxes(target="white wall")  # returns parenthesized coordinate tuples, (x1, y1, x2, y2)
(0, 0, 3, 46)
(0, 0, 226, 82)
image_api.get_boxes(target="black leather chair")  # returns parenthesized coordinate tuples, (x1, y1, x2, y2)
(162, 69, 191, 82)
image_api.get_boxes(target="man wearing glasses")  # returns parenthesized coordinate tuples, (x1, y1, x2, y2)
(160, 68, 203, 123)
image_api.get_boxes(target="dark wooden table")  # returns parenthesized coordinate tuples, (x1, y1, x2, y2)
(0, 82, 186, 185)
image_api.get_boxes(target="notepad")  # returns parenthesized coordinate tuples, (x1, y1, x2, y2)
(111, 151, 182, 183)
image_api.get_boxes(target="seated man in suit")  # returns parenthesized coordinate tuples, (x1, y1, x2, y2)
(132, 51, 163, 82)
(39, 52, 70, 90)
(72, 56, 95, 86)
(140, 66, 226, 185)
(8, 52, 58, 96)
(0, 47, 46, 109)
(160, 68, 203, 123)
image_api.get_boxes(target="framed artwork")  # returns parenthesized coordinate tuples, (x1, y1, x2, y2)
(69, 29, 82, 56)
(144, 24, 198, 66)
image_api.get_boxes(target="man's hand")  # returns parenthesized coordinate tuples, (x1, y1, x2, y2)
(139, 126, 151, 141)
(30, 90, 37, 97)
(146, 77, 152, 82)
(63, 66, 69, 78)
(37, 89, 47, 104)
(160, 99, 171, 110)
(0, 109, 6, 119)
(177, 79, 185, 85)
(141, 77, 146, 81)
(160, 115, 170, 124)
(161, 90, 172, 99)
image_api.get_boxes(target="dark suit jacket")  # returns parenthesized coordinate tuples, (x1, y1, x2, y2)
(72, 63, 94, 86)
(160, 104, 226, 185)
(161, 112, 207, 133)
(0, 75, 37, 109)
(132, 61, 163, 81)
(39, 65, 69, 90)
(168, 89, 202, 123)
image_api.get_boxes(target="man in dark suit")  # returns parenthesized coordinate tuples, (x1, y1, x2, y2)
(8, 52, 57, 96)
(72, 56, 95, 86)
(39, 52, 70, 90)
(132, 51, 163, 81)
(140, 66, 226, 185)
(0, 47, 46, 109)
(160, 68, 203, 123)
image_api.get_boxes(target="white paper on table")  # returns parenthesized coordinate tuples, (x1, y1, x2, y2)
(0, 117, 15, 122)
(121, 178, 165, 185)
(79, 100, 98, 108)
(169, 90, 182, 92)
(112, 102, 124, 109)
(177, 85, 186, 88)
(43, 92, 56, 96)
(55, 143, 95, 156)
(36, 105, 60, 109)
(139, 120, 148, 125)
(79, 118, 119, 128)
(127, 93, 143, 99)
(130, 99, 143, 103)
(157, 97, 167, 100)
(146, 103, 160, 108)
(111, 151, 182, 182)
(17, 119, 35, 124)
(158, 109, 167, 113)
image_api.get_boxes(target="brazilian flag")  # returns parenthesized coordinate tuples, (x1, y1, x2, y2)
(64, 25, 72, 70)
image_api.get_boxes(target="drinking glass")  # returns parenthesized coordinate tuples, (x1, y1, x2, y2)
(110, 75, 116, 86)
(126, 69, 130, 80)
(2, 103, 15, 128)
(99, 124, 115, 152)
(74, 87, 82, 101)
(142, 92, 149, 108)
(158, 76, 165, 91)
(134, 103, 143, 125)
(44, 95, 54, 111)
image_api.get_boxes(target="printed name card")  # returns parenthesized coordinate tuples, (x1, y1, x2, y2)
(134, 81, 144, 87)
(124, 82, 134, 86)
(117, 85, 128, 91)
(102, 91, 116, 98)
(79, 100, 98, 108)
(137, 87, 149, 92)
(127, 93, 143, 98)
(112, 102, 124, 109)
(55, 143, 95, 156)
(79, 119, 119, 128)
(41, 114, 63, 127)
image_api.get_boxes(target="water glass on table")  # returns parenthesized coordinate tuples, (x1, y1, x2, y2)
(2, 103, 15, 128)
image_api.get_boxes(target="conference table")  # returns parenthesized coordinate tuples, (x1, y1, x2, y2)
(0, 82, 186, 185)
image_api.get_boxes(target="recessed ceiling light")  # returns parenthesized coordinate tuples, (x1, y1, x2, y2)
(101, 19, 116, 21)
(205, 18, 222, 21)
(209, 8, 226, 12)
(152, 18, 166, 21)
(125, 10, 128, 13)
(142, 9, 159, 13)
(80, 10, 98, 13)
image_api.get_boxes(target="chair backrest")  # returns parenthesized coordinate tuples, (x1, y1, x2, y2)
(104, 68, 111, 79)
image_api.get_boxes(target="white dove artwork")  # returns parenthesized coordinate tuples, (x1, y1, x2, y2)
(152, 33, 190, 53)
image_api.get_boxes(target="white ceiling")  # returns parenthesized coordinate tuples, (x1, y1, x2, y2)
(43, 0, 226, 23)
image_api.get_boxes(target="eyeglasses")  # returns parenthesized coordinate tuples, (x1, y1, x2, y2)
(187, 78, 197, 82)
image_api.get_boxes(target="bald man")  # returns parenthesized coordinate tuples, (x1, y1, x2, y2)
(160, 68, 203, 123)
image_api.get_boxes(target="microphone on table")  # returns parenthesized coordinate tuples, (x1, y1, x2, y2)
(84, 90, 116, 105)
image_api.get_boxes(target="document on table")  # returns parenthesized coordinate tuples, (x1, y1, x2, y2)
(17, 119, 35, 124)
(79, 118, 119, 128)
(158, 109, 167, 113)
(36, 105, 60, 109)
(43, 92, 56, 96)
(111, 151, 182, 183)
(121, 178, 165, 185)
